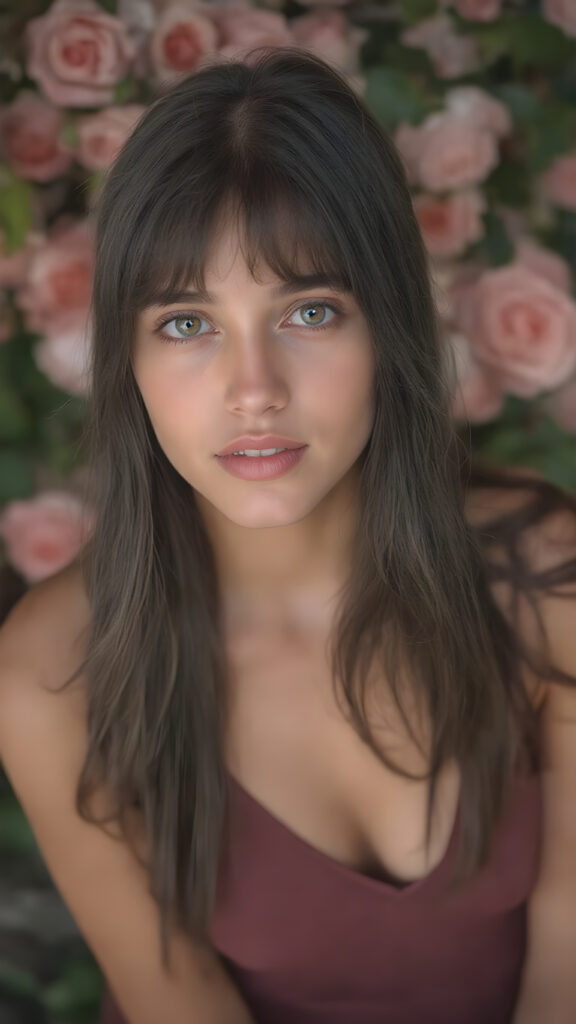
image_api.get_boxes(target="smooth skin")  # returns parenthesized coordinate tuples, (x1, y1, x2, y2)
(1, 224, 576, 1022)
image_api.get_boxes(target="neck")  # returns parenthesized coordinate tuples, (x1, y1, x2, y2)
(196, 473, 359, 634)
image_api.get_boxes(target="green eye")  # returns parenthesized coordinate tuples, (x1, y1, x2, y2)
(299, 304, 328, 325)
(173, 315, 203, 336)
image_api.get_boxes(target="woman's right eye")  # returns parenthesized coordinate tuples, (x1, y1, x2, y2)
(156, 313, 211, 344)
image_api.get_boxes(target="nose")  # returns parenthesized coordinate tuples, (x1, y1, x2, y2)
(223, 331, 289, 417)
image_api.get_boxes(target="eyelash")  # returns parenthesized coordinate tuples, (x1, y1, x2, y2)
(153, 300, 344, 346)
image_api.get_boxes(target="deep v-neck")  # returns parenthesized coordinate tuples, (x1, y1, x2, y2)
(226, 770, 462, 898)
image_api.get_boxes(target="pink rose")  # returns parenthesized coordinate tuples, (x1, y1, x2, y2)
(447, 331, 504, 424)
(0, 232, 42, 292)
(455, 264, 576, 397)
(16, 218, 94, 337)
(539, 150, 576, 212)
(448, 0, 502, 20)
(414, 189, 486, 258)
(401, 14, 480, 79)
(543, 373, 576, 433)
(396, 112, 499, 192)
(432, 259, 485, 324)
(34, 319, 92, 395)
(542, 0, 576, 37)
(291, 10, 368, 73)
(149, 3, 218, 85)
(26, 0, 136, 108)
(514, 238, 572, 295)
(0, 91, 73, 182)
(76, 104, 145, 171)
(444, 85, 511, 139)
(0, 491, 93, 583)
(212, 2, 293, 56)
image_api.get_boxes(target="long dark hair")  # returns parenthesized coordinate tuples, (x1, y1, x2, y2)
(70, 49, 576, 959)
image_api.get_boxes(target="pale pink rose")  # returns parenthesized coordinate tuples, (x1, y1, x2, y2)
(515, 238, 572, 295)
(414, 112, 499, 191)
(542, 373, 576, 433)
(26, 0, 136, 108)
(401, 14, 480, 79)
(212, 2, 293, 55)
(149, 3, 218, 84)
(34, 318, 92, 395)
(0, 491, 93, 582)
(444, 85, 511, 138)
(539, 150, 576, 212)
(76, 104, 145, 171)
(0, 92, 73, 182)
(431, 260, 486, 337)
(291, 10, 368, 73)
(447, 331, 505, 423)
(16, 219, 94, 337)
(0, 232, 43, 292)
(449, 0, 502, 20)
(455, 264, 576, 397)
(414, 189, 486, 258)
(542, 0, 576, 37)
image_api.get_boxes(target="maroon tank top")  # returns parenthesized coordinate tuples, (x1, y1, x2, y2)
(100, 769, 542, 1024)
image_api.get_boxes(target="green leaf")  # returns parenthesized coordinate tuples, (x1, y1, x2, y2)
(0, 796, 37, 854)
(484, 158, 532, 209)
(113, 76, 138, 105)
(61, 118, 80, 149)
(470, 403, 576, 492)
(0, 167, 32, 254)
(475, 208, 515, 267)
(396, 0, 438, 26)
(43, 959, 103, 1015)
(0, 380, 32, 440)
(475, 13, 576, 72)
(364, 66, 439, 131)
(492, 83, 546, 124)
(473, 21, 510, 62)
(524, 107, 576, 174)
(0, 961, 41, 999)
(0, 451, 35, 502)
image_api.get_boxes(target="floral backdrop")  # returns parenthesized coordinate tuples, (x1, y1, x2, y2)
(0, 0, 575, 1020)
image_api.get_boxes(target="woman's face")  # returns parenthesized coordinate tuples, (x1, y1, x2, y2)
(133, 221, 376, 530)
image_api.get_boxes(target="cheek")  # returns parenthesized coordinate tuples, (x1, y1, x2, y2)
(311, 343, 375, 427)
(134, 362, 205, 446)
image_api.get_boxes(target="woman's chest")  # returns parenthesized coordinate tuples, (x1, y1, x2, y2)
(222, 626, 460, 886)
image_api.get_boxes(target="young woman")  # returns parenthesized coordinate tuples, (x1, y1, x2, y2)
(1, 49, 576, 1024)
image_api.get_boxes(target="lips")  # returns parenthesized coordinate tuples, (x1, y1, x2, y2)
(216, 435, 306, 457)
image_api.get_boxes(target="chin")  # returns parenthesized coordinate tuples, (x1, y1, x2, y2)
(209, 490, 319, 530)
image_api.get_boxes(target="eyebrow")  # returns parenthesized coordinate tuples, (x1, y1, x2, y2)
(143, 274, 351, 308)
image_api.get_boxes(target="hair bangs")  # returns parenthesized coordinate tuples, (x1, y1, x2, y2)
(126, 170, 353, 316)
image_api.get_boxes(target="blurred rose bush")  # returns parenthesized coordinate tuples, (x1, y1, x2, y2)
(0, 0, 575, 585)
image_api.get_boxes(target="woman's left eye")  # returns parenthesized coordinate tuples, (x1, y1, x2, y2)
(287, 302, 339, 329)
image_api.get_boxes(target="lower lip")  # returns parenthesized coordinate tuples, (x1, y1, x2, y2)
(216, 447, 307, 480)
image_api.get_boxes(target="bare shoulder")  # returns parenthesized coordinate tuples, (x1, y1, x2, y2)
(0, 558, 90, 694)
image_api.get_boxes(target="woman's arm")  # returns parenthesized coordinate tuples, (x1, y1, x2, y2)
(0, 570, 256, 1024)
(511, 516, 576, 1024)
